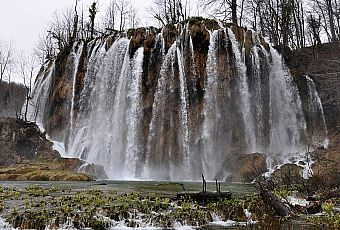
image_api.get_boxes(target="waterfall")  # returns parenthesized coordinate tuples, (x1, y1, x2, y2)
(68, 41, 107, 159)
(27, 23, 329, 181)
(26, 61, 55, 128)
(249, 34, 265, 151)
(177, 38, 191, 179)
(144, 41, 179, 180)
(125, 47, 144, 177)
(305, 76, 329, 148)
(228, 28, 257, 152)
(69, 42, 84, 130)
(69, 38, 132, 179)
(267, 46, 306, 155)
(202, 30, 231, 180)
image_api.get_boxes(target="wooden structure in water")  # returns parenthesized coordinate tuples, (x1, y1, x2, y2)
(176, 174, 232, 203)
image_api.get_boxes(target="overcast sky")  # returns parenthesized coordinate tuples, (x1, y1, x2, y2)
(0, 0, 201, 83)
(0, 0, 157, 83)
(0, 0, 154, 54)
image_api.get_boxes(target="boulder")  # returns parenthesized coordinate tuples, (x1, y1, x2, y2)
(229, 153, 267, 182)
(0, 117, 101, 181)
(271, 164, 304, 185)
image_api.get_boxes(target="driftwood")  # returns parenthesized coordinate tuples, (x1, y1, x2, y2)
(260, 189, 291, 217)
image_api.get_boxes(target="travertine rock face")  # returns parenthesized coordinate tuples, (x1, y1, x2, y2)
(284, 42, 340, 134)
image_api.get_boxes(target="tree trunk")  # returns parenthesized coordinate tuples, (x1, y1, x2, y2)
(232, 0, 237, 25)
(260, 189, 291, 217)
(326, 0, 337, 41)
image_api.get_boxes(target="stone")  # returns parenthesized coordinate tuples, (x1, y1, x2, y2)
(271, 164, 304, 185)
(229, 153, 267, 182)
(0, 117, 97, 181)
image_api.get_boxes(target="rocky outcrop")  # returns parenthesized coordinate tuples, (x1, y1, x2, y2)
(284, 42, 340, 134)
(0, 117, 105, 180)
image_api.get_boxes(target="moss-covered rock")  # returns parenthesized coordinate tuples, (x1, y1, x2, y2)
(271, 164, 304, 185)
(229, 153, 267, 182)
(0, 117, 98, 181)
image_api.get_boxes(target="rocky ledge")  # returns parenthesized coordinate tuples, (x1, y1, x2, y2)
(0, 117, 106, 181)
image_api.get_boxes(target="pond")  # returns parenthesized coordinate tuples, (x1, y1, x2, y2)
(0, 181, 321, 230)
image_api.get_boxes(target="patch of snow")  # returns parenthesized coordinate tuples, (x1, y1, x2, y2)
(287, 195, 310, 207)
(0, 217, 17, 230)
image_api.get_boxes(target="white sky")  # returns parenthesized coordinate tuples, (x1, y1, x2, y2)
(0, 0, 153, 55)
(0, 0, 200, 83)
(0, 0, 155, 83)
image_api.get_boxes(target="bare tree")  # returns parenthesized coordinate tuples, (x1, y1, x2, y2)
(17, 53, 38, 121)
(47, 6, 80, 51)
(0, 40, 15, 85)
(307, 14, 322, 46)
(128, 7, 140, 29)
(150, 0, 188, 26)
(310, 0, 339, 42)
(34, 32, 56, 65)
(102, 0, 118, 31)
(116, 0, 133, 31)
(89, 1, 98, 40)
(201, 0, 238, 24)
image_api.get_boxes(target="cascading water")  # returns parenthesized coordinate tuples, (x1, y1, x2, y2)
(125, 47, 144, 177)
(69, 42, 84, 130)
(27, 23, 329, 181)
(227, 28, 257, 152)
(202, 29, 232, 180)
(267, 46, 306, 155)
(305, 76, 329, 148)
(26, 61, 55, 127)
(68, 38, 145, 179)
(177, 34, 192, 178)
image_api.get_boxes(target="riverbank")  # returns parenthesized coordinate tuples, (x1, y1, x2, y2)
(0, 181, 338, 229)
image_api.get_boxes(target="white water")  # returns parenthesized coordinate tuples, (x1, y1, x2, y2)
(26, 61, 55, 126)
(306, 76, 329, 148)
(228, 28, 257, 152)
(125, 47, 144, 177)
(27, 26, 328, 181)
(202, 30, 230, 180)
(68, 38, 139, 179)
(69, 42, 84, 130)
(0, 217, 16, 230)
(177, 40, 191, 178)
(144, 41, 179, 179)
(267, 46, 306, 155)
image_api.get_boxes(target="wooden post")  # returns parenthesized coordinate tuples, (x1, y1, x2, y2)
(180, 183, 186, 192)
(215, 179, 218, 192)
(202, 174, 206, 193)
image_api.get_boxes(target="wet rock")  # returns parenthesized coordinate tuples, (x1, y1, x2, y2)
(271, 164, 304, 185)
(306, 202, 322, 214)
(0, 117, 94, 181)
(229, 153, 267, 182)
(284, 41, 340, 130)
(310, 149, 340, 188)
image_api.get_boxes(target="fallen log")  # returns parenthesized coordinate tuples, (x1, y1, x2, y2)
(260, 189, 291, 217)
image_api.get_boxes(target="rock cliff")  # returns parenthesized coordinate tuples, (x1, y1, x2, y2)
(0, 117, 105, 180)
